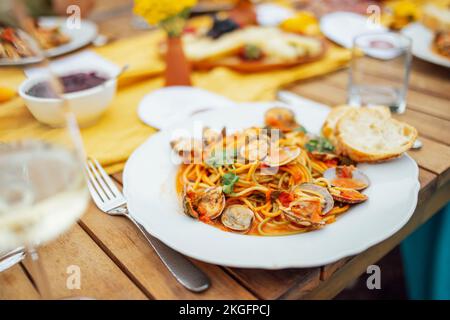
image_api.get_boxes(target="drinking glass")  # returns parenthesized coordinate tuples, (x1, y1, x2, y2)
(0, 109, 89, 299)
(0, 0, 90, 299)
(348, 32, 412, 113)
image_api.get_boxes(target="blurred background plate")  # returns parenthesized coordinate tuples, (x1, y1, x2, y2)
(0, 29, 43, 66)
(402, 22, 450, 69)
(39, 17, 98, 58)
(320, 11, 387, 48)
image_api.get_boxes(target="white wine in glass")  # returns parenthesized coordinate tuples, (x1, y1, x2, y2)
(0, 140, 89, 252)
(0, 1, 90, 299)
(0, 116, 89, 298)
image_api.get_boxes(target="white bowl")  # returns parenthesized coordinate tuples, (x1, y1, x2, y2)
(19, 67, 116, 127)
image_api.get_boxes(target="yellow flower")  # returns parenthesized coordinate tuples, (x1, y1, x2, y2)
(133, 0, 197, 26)
(385, 0, 421, 29)
(280, 12, 320, 36)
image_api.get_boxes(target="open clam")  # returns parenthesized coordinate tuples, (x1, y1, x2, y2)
(221, 205, 254, 233)
(182, 186, 199, 219)
(323, 165, 370, 191)
(278, 183, 332, 227)
(263, 146, 301, 167)
(264, 107, 298, 132)
(310, 151, 339, 162)
(240, 137, 270, 162)
(329, 187, 368, 204)
(170, 137, 202, 163)
(182, 186, 225, 220)
(197, 187, 226, 219)
(292, 183, 334, 215)
(202, 127, 221, 147)
(281, 199, 324, 227)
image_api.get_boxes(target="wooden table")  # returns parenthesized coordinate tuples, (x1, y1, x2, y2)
(1, 1, 449, 300)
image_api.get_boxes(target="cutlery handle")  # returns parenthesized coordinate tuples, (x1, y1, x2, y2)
(126, 215, 211, 292)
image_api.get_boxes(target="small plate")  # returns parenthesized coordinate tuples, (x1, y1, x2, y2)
(320, 11, 387, 48)
(137, 86, 236, 129)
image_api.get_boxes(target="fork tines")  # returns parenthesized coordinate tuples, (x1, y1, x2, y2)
(85, 158, 125, 210)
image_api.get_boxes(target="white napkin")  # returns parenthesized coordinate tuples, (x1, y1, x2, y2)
(24, 50, 120, 78)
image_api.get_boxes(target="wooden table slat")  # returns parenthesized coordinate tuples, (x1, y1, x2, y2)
(290, 79, 450, 146)
(0, 265, 39, 300)
(225, 267, 320, 300)
(79, 200, 256, 300)
(353, 58, 450, 100)
(323, 72, 450, 121)
(23, 224, 147, 300)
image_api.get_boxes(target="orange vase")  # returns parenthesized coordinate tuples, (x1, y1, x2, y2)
(164, 35, 192, 87)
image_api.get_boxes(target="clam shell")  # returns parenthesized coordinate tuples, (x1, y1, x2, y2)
(182, 187, 199, 219)
(283, 211, 319, 227)
(197, 186, 225, 219)
(329, 187, 368, 204)
(264, 107, 298, 131)
(292, 183, 334, 215)
(240, 137, 270, 162)
(182, 186, 225, 220)
(323, 166, 370, 191)
(221, 205, 254, 232)
(264, 146, 301, 167)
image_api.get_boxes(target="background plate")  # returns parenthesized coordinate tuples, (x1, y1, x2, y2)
(39, 17, 98, 58)
(402, 23, 450, 69)
(0, 18, 97, 66)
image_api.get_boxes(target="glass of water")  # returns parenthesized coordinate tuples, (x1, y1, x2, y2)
(348, 32, 412, 113)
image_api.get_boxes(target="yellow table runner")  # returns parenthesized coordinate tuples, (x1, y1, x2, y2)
(0, 30, 351, 173)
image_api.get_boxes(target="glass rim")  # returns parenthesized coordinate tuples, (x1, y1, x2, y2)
(352, 31, 412, 50)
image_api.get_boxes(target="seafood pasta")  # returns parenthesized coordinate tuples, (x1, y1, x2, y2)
(171, 107, 370, 236)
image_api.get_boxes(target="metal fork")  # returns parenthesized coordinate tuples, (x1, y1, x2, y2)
(0, 247, 25, 273)
(85, 159, 210, 292)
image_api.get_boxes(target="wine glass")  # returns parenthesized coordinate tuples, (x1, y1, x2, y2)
(0, 110, 89, 299)
(0, 2, 89, 299)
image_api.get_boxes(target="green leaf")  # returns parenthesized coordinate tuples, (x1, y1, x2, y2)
(305, 137, 335, 153)
(222, 172, 239, 194)
(205, 149, 237, 168)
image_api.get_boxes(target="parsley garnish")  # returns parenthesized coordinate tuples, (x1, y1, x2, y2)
(222, 172, 239, 194)
(305, 137, 334, 153)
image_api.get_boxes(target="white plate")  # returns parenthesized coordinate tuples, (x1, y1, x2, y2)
(402, 22, 450, 68)
(39, 17, 98, 58)
(0, 30, 44, 66)
(123, 103, 420, 269)
(0, 18, 97, 66)
(320, 11, 387, 48)
(138, 86, 236, 129)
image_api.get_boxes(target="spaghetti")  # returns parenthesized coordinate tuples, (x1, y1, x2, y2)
(172, 107, 369, 236)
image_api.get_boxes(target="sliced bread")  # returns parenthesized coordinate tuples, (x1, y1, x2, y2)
(322, 105, 354, 140)
(335, 108, 417, 162)
(322, 105, 391, 149)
